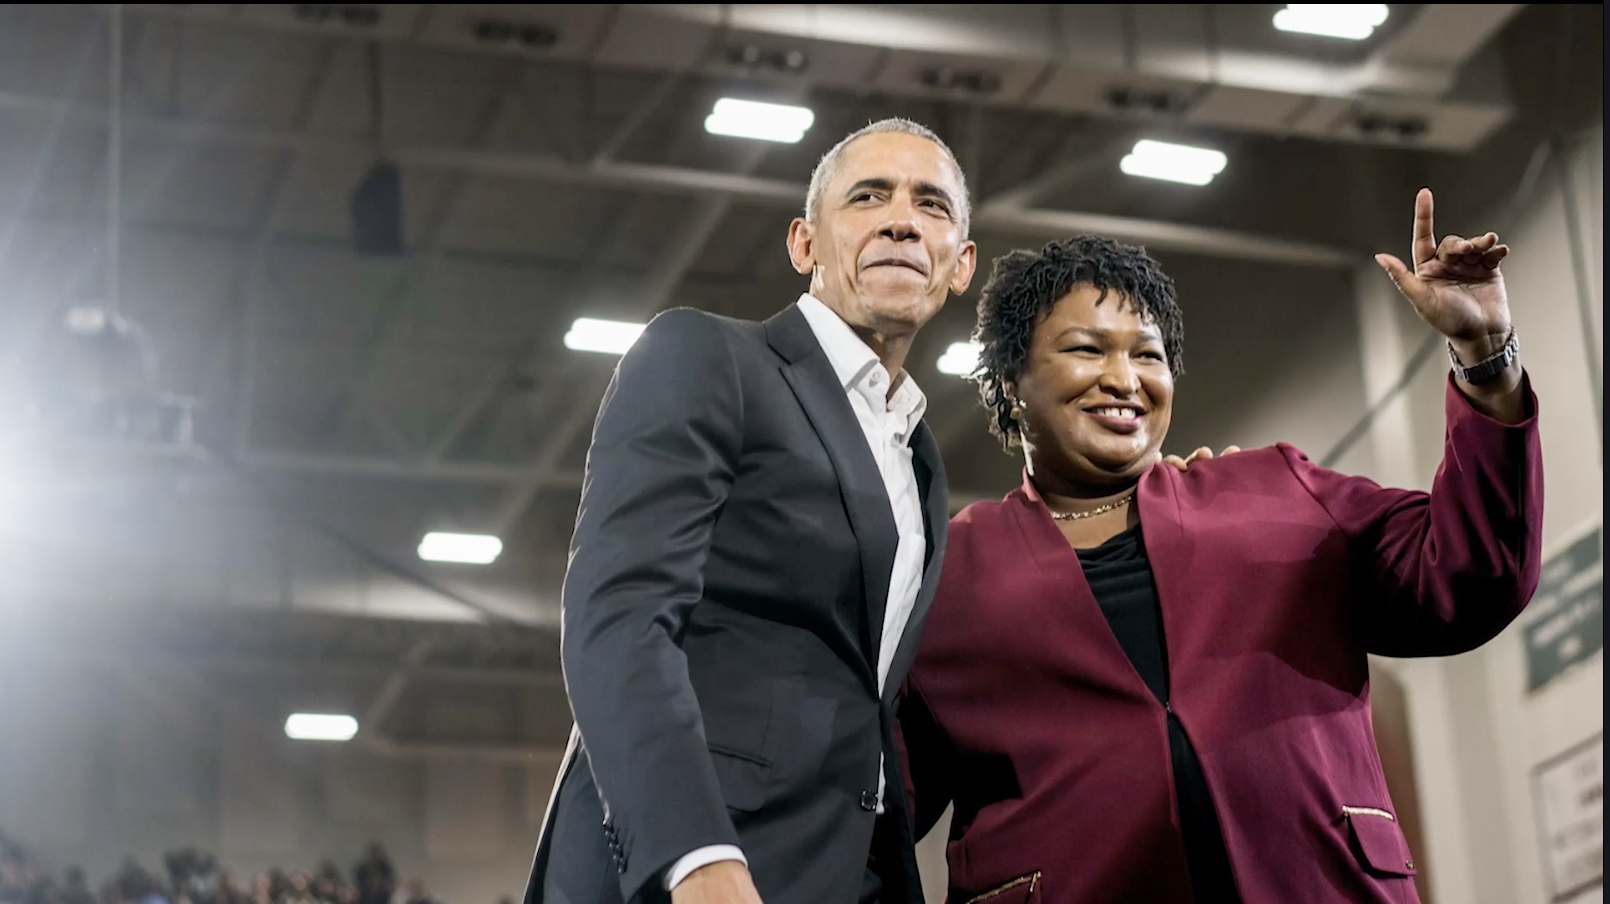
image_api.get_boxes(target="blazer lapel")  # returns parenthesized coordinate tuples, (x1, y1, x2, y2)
(766, 305, 898, 678)
(882, 420, 949, 705)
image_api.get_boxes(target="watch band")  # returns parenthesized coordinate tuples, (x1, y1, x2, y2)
(1448, 329, 1520, 384)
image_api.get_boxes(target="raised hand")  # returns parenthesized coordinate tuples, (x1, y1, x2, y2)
(1375, 187, 1524, 422)
(1374, 188, 1512, 360)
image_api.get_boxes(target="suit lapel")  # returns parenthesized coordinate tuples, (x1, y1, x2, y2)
(882, 420, 948, 705)
(767, 305, 898, 678)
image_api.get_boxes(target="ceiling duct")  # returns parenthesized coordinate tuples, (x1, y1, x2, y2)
(127, 4, 1523, 152)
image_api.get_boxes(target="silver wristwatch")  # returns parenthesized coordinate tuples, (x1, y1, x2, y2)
(1448, 329, 1520, 384)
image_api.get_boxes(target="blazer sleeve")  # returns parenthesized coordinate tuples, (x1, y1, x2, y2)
(895, 674, 958, 843)
(1282, 372, 1543, 657)
(560, 308, 744, 902)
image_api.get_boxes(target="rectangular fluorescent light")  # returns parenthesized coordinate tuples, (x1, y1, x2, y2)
(418, 531, 503, 565)
(704, 98, 816, 144)
(564, 317, 645, 355)
(284, 713, 358, 742)
(936, 341, 982, 377)
(1120, 139, 1228, 186)
(1273, 4, 1388, 40)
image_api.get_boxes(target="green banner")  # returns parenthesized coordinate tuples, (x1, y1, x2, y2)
(1524, 526, 1604, 693)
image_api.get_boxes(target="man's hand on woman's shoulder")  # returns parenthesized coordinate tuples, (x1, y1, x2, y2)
(1163, 445, 1242, 472)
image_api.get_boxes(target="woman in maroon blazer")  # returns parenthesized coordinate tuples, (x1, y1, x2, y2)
(897, 190, 1541, 904)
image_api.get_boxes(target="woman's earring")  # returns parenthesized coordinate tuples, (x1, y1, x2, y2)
(1009, 400, 1024, 422)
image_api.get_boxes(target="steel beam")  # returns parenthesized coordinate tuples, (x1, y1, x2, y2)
(362, 736, 568, 764)
(39, 438, 585, 484)
(0, 88, 1358, 267)
(972, 206, 1357, 268)
(15, 644, 565, 688)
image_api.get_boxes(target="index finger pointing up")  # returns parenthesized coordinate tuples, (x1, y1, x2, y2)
(1412, 187, 1436, 267)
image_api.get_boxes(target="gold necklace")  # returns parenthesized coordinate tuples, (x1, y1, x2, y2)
(1049, 490, 1136, 521)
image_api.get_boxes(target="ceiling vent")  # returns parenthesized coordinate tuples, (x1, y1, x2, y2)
(1106, 86, 1196, 117)
(726, 44, 809, 74)
(293, 5, 382, 29)
(1354, 112, 1430, 140)
(471, 18, 560, 50)
(919, 66, 1002, 97)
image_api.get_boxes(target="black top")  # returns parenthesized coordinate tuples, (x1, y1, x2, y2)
(1076, 523, 1242, 903)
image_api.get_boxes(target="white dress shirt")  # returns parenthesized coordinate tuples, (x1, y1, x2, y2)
(665, 293, 931, 890)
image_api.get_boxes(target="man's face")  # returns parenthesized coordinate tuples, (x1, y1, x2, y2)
(787, 132, 977, 341)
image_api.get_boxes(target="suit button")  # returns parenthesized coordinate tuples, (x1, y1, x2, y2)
(859, 790, 878, 811)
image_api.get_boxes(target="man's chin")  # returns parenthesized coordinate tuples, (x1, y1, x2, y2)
(862, 293, 943, 331)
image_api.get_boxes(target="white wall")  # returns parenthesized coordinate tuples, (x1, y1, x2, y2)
(0, 665, 564, 904)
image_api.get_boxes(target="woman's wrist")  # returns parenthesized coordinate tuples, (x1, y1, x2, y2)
(1449, 349, 1526, 424)
(1447, 327, 1512, 368)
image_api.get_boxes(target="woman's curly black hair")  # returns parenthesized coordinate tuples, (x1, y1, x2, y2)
(972, 235, 1185, 451)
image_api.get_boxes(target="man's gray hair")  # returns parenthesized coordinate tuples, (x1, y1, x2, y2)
(804, 117, 971, 237)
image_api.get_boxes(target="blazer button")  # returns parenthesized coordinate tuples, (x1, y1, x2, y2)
(858, 790, 878, 812)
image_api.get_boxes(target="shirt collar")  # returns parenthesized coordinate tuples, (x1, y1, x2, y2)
(795, 293, 928, 439)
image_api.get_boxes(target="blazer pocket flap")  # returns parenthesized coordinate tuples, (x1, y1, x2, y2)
(709, 746, 770, 813)
(1347, 810, 1418, 877)
(961, 872, 1041, 904)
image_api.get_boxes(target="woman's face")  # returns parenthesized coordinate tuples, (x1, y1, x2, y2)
(1010, 284, 1174, 487)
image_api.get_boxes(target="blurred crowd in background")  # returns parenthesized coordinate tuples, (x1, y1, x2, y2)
(0, 833, 455, 904)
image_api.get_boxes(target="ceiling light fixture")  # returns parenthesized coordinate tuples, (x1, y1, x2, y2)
(563, 318, 646, 356)
(284, 713, 359, 742)
(703, 98, 815, 144)
(936, 341, 982, 377)
(1119, 139, 1228, 187)
(1272, 4, 1389, 41)
(418, 532, 504, 565)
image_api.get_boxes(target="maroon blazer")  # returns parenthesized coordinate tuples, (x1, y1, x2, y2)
(898, 376, 1542, 904)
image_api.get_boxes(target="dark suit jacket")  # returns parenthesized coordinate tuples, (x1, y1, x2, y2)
(526, 303, 949, 904)
(897, 376, 1543, 904)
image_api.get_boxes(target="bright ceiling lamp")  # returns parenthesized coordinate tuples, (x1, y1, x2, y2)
(1272, 5, 1389, 40)
(418, 531, 503, 565)
(284, 713, 358, 742)
(564, 317, 645, 355)
(1119, 139, 1228, 187)
(936, 341, 982, 377)
(704, 98, 815, 143)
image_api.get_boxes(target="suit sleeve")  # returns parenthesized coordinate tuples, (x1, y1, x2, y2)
(560, 308, 744, 902)
(1284, 372, 1543, 657)
(895, 675, 958, 843)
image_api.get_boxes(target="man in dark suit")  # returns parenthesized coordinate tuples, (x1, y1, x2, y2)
(523, 118, 978, 904)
